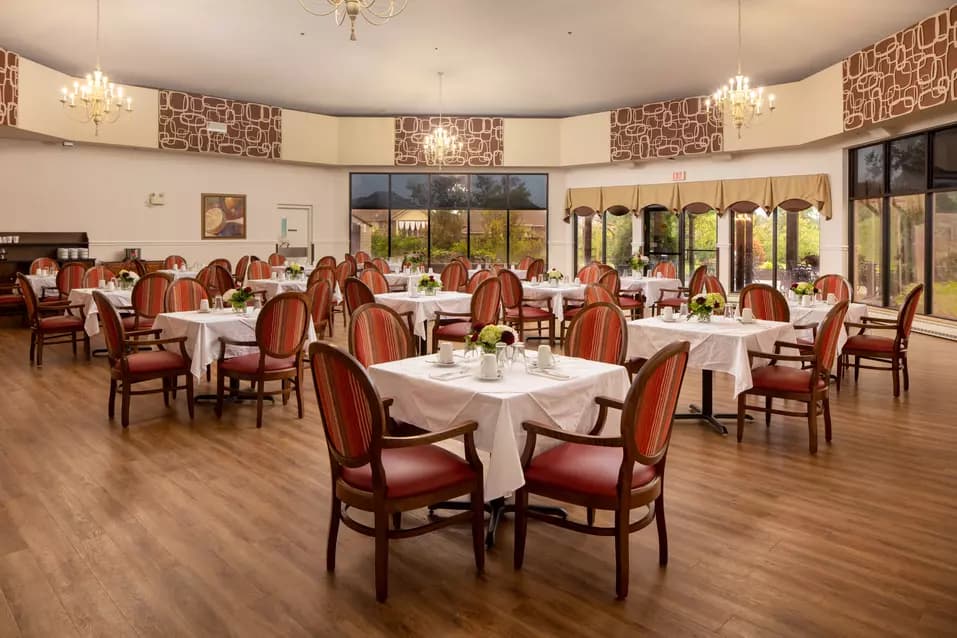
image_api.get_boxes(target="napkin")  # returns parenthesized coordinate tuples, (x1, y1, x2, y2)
(429, 370, 471, 381)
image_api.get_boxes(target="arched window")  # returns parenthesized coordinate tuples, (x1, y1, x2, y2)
(642, 204, 717, 281)
(573, 206, 634, 272)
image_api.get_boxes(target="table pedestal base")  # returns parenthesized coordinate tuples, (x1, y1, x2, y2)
(428, 497, 567, 549)
(672, 369, 750, 435)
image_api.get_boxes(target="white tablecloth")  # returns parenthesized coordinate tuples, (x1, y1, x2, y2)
(373, 291, 472, 339)
(67, 288, 133, 336)
(521, 282, 582, 321)
(787, 301, 867, 354)
(246, 278, 343, 303)
(156, 269, 198, 280)
(620, 277, 683, 301)
(270, 265, 314, 276)
(384, 273, 410, 289)
(24, 274, 57, 298)
(152, 310, 318, 379)
(368, 354, 631, 500)
(627, 316, 798, 397)
(468, 268, 527, 280)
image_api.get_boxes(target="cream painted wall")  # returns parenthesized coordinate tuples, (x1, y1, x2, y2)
(281, 109, 338, 165)
(338, 117, 394, 165)
(503, 118, 561, 167)
(15, 58, 159, 148)
(0, 138, 347, 264)
(560, 112, 611, 166)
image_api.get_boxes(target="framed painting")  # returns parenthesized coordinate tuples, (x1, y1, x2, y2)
(201, 193, 246, 239)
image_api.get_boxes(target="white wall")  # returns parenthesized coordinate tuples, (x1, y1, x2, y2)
(0, 138, 348, 264)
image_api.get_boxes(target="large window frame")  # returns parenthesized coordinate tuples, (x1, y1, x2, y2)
(350, 173, 548, 269)
(729, 204, 822, 292)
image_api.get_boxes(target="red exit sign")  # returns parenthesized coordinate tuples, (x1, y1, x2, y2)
(672, 170, 687, 182)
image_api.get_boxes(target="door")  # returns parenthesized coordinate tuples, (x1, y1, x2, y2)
(277, 205, 312, 261)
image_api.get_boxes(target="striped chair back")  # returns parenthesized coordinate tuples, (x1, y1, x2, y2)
(209, 258, 232, 274)
(813, 274, 852, 302)
(565, 302, 627, 365)
(349, 303, 416, 367)
(466, 269, 492, 293)
(335, 261, 354, 291)
(700, 275, 727, 301)
(247, 260, 272, 281)
(317, 255, 337, 269)
(16, 274, 40, 325)
(131, 273, 173, 320)
(30, 257, 57, 274)
(597, 270, 621, 296)
(344, 254, 358, 273)
(122, 260, 147, 277)
(456, 255, 472, 269)
(621, 341, 690, 463)
(815, 301, 850, 373)
(739, 283, 789, 321)
(577, 264, 601, 284)
(309, 341, 384, 465)
(498, 270, 524, 311)
(308, 265, 337, 290)
(897, 284, 924, 343)
(372, 257, 391, 273)
(93, 290, 126, 362)
(687, 265, 709, 296)
(267, 253, 286, 267)
(470, 277, 502, 326)
(83, 266, 116, 288)
(256, 292, 311, 359)
(233, 256, 251, 284)
(354, 251, 371, 265)
(359, 268, 389, 294)
(56, 262, 86, 296)
(517, 256, 533, 270)
(526, 259, 545, 281)
(441, 260, 467, 292)
(198, 265, 233, 296)
(584, 283, 616, 306)
(164, 277, 208, 312)
(651, 261, 678, 279)
(163, 255, 187, 269)
(307, 280, 333, 333)
(343, 277, 375, 316)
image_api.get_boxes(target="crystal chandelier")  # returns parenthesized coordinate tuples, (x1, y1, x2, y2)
(705, 0, 775, 138)
(423, 72, 462, 168)
(58, 0, 132, 135)
(298, 0, 408, 41)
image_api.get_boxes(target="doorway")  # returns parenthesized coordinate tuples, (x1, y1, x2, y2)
(277, 204, 313, 261)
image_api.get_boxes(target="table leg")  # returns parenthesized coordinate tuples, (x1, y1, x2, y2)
(428, 497, 567, 549)
(674, 369, 749, 435)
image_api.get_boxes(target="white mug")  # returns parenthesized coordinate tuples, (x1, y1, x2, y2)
(741, 307, 755, 323)
(655, 272, 663, 279)
(801, 295, 812, 307)
(537, 345, 554, 369)
(107, 280, 115, 290)
(199, 299, 210, 312)
(438, 342, 454, 364)
(480, 353, 499, 379)
(662, 306, 674, 320)
(826, 293, 837, 305)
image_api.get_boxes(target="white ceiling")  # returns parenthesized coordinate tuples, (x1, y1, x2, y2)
(0, 0, 951, 117)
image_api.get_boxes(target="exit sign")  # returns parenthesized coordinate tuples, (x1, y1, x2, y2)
(672, 170, 687, 182)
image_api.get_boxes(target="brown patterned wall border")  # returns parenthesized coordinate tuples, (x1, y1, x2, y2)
(0, 48, 18, 127)
(394, 116, 503, 167)
(159, 90, 281, 158)
(610, 97, 722, 162)
(843, 6, 957, 131)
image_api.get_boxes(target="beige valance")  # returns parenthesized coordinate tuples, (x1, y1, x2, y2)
(771, 174, 832, 218)
(600, 185, 639, 215)
(721, 177, 772, 214)
(564, 187, 602, 222)
(677, 180, 722, 211)
(637, 183, 678, 212)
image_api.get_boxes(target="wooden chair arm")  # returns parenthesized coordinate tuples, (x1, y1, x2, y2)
(521, 419, 623, 466)
(595, 396, 624, 410)
(845, 321, 896, 332)
(656, 288, 684, 302)
(748, 349, 816, 364)
(588, 395, 625, 435)
(772, 340, 810, 352)
(219, 337, 258, 347)
(862, 316, 897, 324)
(382, 420, 478, 448)
(792, 322, 818, 332)
(125, 336, 187, 348)
(127, 328, 162, 338)
(433, 310, 472, 320)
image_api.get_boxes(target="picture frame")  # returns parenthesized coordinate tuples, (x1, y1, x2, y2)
(201, 193, 247, 239)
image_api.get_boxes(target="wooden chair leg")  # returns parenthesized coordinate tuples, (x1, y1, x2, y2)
(513, 488, 528, 569)
(892, 356, 901, 397)
(471, 487, 485, 573)
(586, 507, 595, 526)
(162, 379, 170, 407)
(764, 396, 772, 426)
(71, 331, 77, 356)
(215, 371, 226, 418)
(854, 356, 860, 382)
(36, 334, 44, 367)
(614, 508, 630, 600)
(84, 335, 90, 359)
(29, 332, 36, 365)
(655, 493, 668, 566)
(327, 496, 340, 571)
(121, 383, 131, 428)
(736, 394, 747, 442)
(108, 379, 117, 419)
(255, 379, 266, 428)
(806, 400, 818, 454)
(295, 375, 304, 418)
(391, 513, 401, 530)
(374, 509, 389, 603)
(823, 397, 832, 443)
(281, 379, 290, 405)
(548, 317, 555, 346)
(902, 355, 910, 391)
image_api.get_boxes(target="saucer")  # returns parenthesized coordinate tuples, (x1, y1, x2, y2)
(660, 316, 678, 323)
(476, 371, 503, 381)
(425, 358, 458, 368)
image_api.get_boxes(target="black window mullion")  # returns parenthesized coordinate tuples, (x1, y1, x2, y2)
(771, 209, 778, 289)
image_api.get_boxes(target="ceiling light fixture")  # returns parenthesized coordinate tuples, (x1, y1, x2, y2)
(297, 0, 407, 41)
(423, 72, 462, 168)
(58, 0, 133, 135)
(705, 0, 775, 138)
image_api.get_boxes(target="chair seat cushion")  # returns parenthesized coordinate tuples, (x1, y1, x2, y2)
(434, 321, 473, 339)
(506, 305, 553, 320)
(38, 315, 84, 332)
(122, 315, 154, 330)
(220, 353, 297, 375)
(524, 442, 657, 499)
(618, 296, 641, 309)
(563, 306, 582, 320)
(116, 350, 187, 375)
(751, 365, 826, 393)
(340, 444, 476, 499)
(655, 297, 685, 308)
(0, 294, 23, 306)
(844, 334, 896, 354)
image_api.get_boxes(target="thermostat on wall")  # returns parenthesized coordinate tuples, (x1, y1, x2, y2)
(148, 192, 166, 206)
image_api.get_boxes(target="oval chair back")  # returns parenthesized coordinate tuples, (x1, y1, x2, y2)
(247, 260, 272, 281)
(348, 302, 416, 367)
(441, 260, 467, 292)
(564, 302, 627, 365)
(163, 255, 187, 269)
(517, 256, 533, 270)
(813, 274, 852, 302)
(267, 253, 286, 267)
(354, 251, 371, 265)
(359, 268, 389, 294)
(56, 262, 86, 297)
(15, 273, 41, 326)
(123, 260, 147, 277)
(335, 261, 353, 291)
(650, 261, 678, 279)
(896, 284, 924, 346)
(815, 301, 851, 374)
(308, 265, 337, 290)
(577, 263, 602, 284)
(498, 269, 524, 311)
(372, 257, 390, 273)
(307, 280, 333, 337)
(343, 277, 375, 316)
(209, 258, 232, 274)
(466, 269, 492, 293)
(344, 253, 358, 273)
(233, 256, 251, 284)
(584, 283, 616, 306)
(687, 265, 709, 296)
(164, 277, 209, 312)
(456, 255, 472, 269)
(317, 255, 337, 269)
(92, 290, 128, 363)
(597, 269, 621, 297)
(526, 259, 545, 281)
(256, 292, 312, 360)
(130, 272, 173, 324)
(30, 257, 58, 274)
(699, 275, 727, 301)
(197, 265, 234, 297)
(83, 266, 116, 288)
(470, 277, 502, 326)
(739, 283, 789, 322)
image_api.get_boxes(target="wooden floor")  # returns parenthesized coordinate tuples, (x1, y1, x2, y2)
(0, 321, 955, 638)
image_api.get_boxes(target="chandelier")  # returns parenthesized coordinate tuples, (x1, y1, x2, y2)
(423, 72, 462, 167)
(705, 0, 775, 138)
(58, 0, 132, 135)
(298, 0, 408, 41)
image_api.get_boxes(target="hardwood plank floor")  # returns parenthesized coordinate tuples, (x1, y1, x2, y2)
(0, 321, 955, 637)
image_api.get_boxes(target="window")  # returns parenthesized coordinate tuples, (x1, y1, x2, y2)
(632, 207, 717, 281)
(349, 173, 547, 269)
(853, 199, 882, 305)
(933, 192, 957, 318)
(730, 205, 820, 292)
(889, 195, 925, 308)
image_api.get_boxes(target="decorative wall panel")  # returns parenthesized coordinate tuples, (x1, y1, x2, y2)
(159, 90, 281, 158)
(394, 116, 503, 167)
(610, 97, 722, 162)
(0, 48, 18, 127)
(843, 6, 957, 131)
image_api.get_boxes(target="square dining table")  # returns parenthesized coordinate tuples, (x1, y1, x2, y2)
(787, 300, 868, 354)
(520, 281, 583, 321)
(619, 276, 683, 303)
(156, 269, 198, 280)
(246, 278, 343, 303)
(67, 287, 133, 336)
(373, 291, 472, 340)
(24, 274, 58, 299)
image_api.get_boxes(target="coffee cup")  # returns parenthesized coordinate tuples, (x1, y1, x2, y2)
(826, 293, 837, 305)
(537, 345, 554, 369)
(199, 299, 210, 312)
(107, 280, 115, 290)
(480, 353, 498, 379)
(438, 342, 454, 364)
(741, 307, 755, 323)
(662, 307, 675, 320)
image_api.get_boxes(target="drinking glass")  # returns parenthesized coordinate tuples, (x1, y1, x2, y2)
(495, 342, 508, 371)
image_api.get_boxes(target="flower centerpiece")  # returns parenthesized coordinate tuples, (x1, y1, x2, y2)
(688, 292, 724, 322)
(546, 268, 563, 284)
(629, 253, 649, 275)
(405, 254, 424, 272)
(417, 274, 441, 296)
(223, 287, 255, 312)
(117, 269, 139, 290)
(284, 262, 304, 280)
(790, 282, 819, 297)
(466, 323, 517, 354)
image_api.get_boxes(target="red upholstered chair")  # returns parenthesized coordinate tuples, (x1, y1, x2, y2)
(247, 260, 272, 281)
(525, 259, 545, 282)
(215, 292, 311, 428)
(82, 266, 116, 288)
(17, 273, 89, 365)
(576, 264, 602, 284)
(500, 270, 555, 345)
(466, 269, 492, 293)
(209, 258, 232, 275)
(359, 268, 390, 294)
(196, 264, 234, 298)
(164, 278, 208, 312)
(599, 269, 642, 319)
(737, 301, 850, 454)
(517, 256, 533, 270)
(335, 261, 355, 326)
(372, 257, 391, 273)
(317, 255, 337, 269)
(514, 341, 690, 599)
(308, 266, 339, 329)
(93, 290, 193, 428)
(653, 264, 707, 316)
(840, 284, 922, 397)
(344, 253, 359, 273)
(349, 303, 416, 367)
(122, 272, 173, 331)
(39, 261, 85, 302)
(432, 277, 501, 351)
(125, 260, 148, 277)
(455, 255, 472, 269)
(650, 260, 678, 279)
(309, 340, 484, 602)
(739, 283, 790, 321)
(343, 276, 375, 318)
(561, 283, 616, 342)
(564, 302, 627, 365)
(230, 256, 249, 285)
(354, 250, 371, 265)
(267, 253, 286, 267)
(307, 280, 334, 339)
(163, 255, 187, 269)
(440, 260, 467, 292)
(814, 274, 852, 302)
(30, 257, 58, 274)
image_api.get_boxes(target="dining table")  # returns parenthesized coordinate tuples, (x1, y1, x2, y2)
(468, 267, 527, 280)
(156, 269, 198, 280)
(67, 287, 133, 336)
(246, 278, 343, 303)
(373, 290, 472, 341)
(23, 274, 58, 299)
(520, 281, 584, 321)
(788, 299, 868, 354)
(619, 276, 683, 303)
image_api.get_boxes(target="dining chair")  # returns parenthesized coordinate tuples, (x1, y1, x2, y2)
(559, 283, 614, 343)
(307, 280, 334, 339)
(344, 253, 359, 273)
(517, 256, 533, 270)
(432, 277, 501, 352)
(739, 283, 790, 321)
(247, 260, 272, 281)
(309, 340, 484, 602)
(576, 263, 602, 284)
(840, 284, 923, 397)
(215, 291, 311, 428)
(354, 250, 371, 265)
(813, 274, 853, 302)
(335, 261, 354, 326)
(94, 290, 193, 428)
(525, 259, 545, 282)
(164, 277, 209, 312)
(599, 269, 642, 319)
(197, 264, 234, 298)
(30, 257, 58, 274)
(372, 257, 391, 273)
(42, 261, 86, 302)
(737, 301, 850, 454)
(163, 255, 187, 269)
(124, 260, 148, 277)
(122, 272, 173, 331)
(349, 303, 416, 367)
(232, 256, 250, 285)
(267, 253, 286, 266)
(456, 255, 472, 269)
(466, 269, 492, 293)
(440, 260, 467, 292)
(82, 265, 117, 288)
(17, 273, 89, 366)
(650, 261, 678, 279)
(308, 266, 339, 323)
(514, 340, 690, 599)
(343, 276, 375, 319)
(359, 268, 390, 294)
(209, 258, 232, 275)
(653, 264, 707, 316)
(564, 302, 627, 365)
(700, 274, 727, 299)
(317, 255, 337, 269)
(499, 269, 555, 346)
